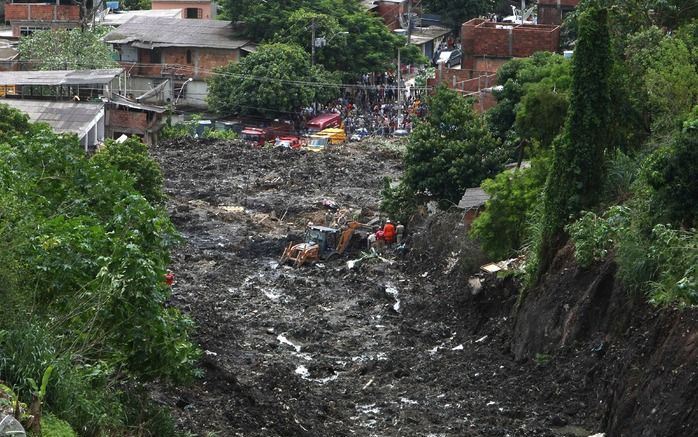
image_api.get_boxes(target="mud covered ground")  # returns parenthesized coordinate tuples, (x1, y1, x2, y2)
(151, 139, 607, 437)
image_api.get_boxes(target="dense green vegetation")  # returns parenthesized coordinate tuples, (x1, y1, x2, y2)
(0, 109, 198, 435)
(372, 0, 698, 305)
(536, 3, 611, 277)
(382, 85, 509, 219)
(465, 2, 697, 305)
(208, 43, 341, 117)
(18, 28, 118, 71)
(221, 0, 421, 78)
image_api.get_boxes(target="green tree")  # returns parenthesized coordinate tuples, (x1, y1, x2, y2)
(488, 52, 571, 146)
(207, 43, 340, 116)
(423, 0, 494, 30)
(91, 137, 165, 205)
(18, 27, 117, 70)
(537, 3, 611, 278)
(0, 109, 198, 434)
(515, 83, 569, 150)
(223, 0, 413, 76)
(470, 158, 549, 260)
(122, 0, 152, 10)
(644, 110, 698, 228)
(0, 103, 30, 136)
(403, 84, 507, 207)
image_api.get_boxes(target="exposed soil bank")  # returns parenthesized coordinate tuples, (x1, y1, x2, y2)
(150, 138, 694, 437)
(513, 247, 698, 437)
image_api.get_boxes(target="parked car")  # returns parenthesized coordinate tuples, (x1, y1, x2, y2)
(434, 48, 462, 68)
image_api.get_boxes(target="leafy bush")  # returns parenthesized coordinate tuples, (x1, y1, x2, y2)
(40, 414, 77, 437)
(470, 158, 549, 260)
(643, 113, 698, 228)
(92, 137, 165, 205)
(380, 178, 418, 225)
(403, 84, 508, 208)
(0, 111, 199, 436)
(566, 207, 629, 267)
(646, 225, 698, 306)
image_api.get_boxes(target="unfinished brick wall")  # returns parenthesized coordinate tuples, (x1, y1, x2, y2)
(376, 1, 403, 30)
(461, 18, 560, 74)
(123, 47, 238, 79)
(5, 4, 80, 21)
(108, 109, 148, 131)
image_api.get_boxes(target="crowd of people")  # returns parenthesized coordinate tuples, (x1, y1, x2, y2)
(301, 70, 429, 138)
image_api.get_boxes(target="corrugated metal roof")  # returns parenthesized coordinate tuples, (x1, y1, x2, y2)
(110, 94, 167, 113)
(2, 100, 104, 138)
(0, 69, 123, 86)
(103, 16, 252, 50)
(458, 187, 490, 210)
(101, 9, 182, 27)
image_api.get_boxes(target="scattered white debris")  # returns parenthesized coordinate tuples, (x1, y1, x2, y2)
(263, 289, 282, 301)
(468, 276, 482, 295)
(294, 365, 338, 384)
(356, 403, 381, 414)
(362, 378, 374, 390)
(588, 434, 605, 437)
(451, 344, 464, 351)
(428, 346, 441, 355)
(204, 350, 217, 356)
(486, 401, 496, 406)
(385, 286, 401, 312)
(475, 335, 488, 343)
(295, 365, 310, 378)
(293, 352, 313, 361)
(400, 398, 419, 405)
(421, 272, 429, 277)
(277, 334, 301, 352)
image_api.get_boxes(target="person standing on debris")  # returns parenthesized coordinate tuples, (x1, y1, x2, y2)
(395, 222, 405, 244)
(383, 219, 395, 244)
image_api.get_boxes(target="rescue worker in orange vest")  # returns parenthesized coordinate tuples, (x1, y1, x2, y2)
(383, 219, 396, 244)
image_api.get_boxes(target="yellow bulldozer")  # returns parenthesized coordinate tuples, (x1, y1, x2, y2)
(279, 220, 376, 267)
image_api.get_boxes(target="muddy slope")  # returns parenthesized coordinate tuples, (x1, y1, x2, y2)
(512, 247, 698, 437)
(152, 139, 608, 437)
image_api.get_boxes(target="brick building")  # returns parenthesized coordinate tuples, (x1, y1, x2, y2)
(103, 16, 255, 108)
(3, 0, 92, 37)
(151, 0, 216, 19)
(460, 18, 561, 74)
(537, 0, 579, 25)
(375, 0, 415, 30)
(0, 68, 169, 145)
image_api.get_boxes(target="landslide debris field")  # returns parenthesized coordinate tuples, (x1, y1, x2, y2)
(152, 139, 605, 437)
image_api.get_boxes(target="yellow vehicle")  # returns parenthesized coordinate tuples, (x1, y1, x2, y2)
(279, 221, 375, 267)
(318, 128, 347, 145)
(305, 135, 329, 152)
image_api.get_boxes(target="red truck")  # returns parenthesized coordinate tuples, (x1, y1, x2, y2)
(240, 123, 292, 147)
(306, 113, 342, 133)
(273, 136, 303, 149)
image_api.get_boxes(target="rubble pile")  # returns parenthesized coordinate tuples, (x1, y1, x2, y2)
(151, 138, 606, 437)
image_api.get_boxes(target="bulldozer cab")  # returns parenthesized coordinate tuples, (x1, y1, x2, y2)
(305, 225, 340, 256)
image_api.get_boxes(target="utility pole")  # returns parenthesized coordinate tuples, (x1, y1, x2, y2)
(406, 0, 412, 44)
(397, 47, 402, 105)
(521, 0, 525, 24)
(310, 19, 316, 66)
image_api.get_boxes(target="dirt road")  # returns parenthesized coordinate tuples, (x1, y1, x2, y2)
(152, 139, 604, 437)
